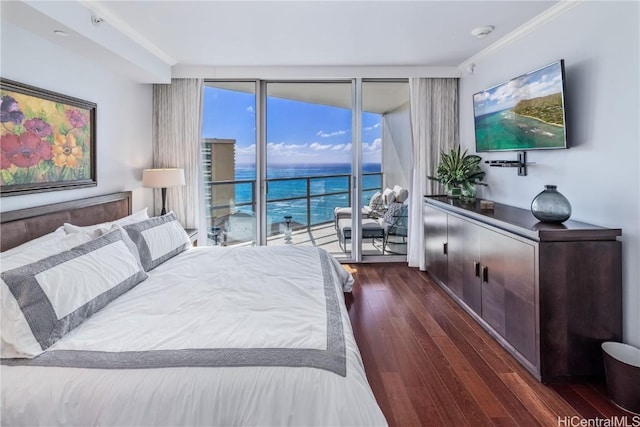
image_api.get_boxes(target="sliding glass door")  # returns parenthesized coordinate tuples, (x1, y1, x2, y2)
(201, 82, 257, 246)
(201, 79, 409, 261)
(361, 80, 410, 259)
(264, 82, 353, 258)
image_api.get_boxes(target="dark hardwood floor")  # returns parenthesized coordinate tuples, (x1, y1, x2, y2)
(344, 263, 628, 426)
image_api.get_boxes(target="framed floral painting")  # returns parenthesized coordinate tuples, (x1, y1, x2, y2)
(0, 79, 96, 196)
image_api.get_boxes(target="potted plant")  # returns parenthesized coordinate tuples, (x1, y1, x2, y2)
(429, 146, 486, 199)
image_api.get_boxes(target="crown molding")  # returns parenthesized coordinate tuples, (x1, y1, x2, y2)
(459, 0, 583, 72)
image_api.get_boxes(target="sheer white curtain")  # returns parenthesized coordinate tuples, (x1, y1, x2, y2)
(152, 79, 204, 235)
(407, 78, 458, 270)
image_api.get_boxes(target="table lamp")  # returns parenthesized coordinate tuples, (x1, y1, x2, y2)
(143, 168, 185, 215)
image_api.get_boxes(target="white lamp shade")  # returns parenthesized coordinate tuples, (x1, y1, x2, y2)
(142, 168, 185, 188)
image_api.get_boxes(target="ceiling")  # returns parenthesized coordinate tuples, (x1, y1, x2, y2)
(92, 0, 556, 67)
(1, 0, 559, 83)
(206, 81, 410, 114)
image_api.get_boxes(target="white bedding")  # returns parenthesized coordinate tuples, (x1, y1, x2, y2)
(1, 245, 387, 426)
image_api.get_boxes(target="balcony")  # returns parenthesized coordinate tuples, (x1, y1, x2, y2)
(204, 171, 405, 256)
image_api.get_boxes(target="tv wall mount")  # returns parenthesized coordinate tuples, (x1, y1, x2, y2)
(485, 151, 533, 176)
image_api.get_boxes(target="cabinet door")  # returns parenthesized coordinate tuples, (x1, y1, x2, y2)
(424, 205, 448, 284)
(447, 215, 481, 310)
(460, 219, 483, 314)
(446, 215, 464, 298)
(481, 229, 537, 364)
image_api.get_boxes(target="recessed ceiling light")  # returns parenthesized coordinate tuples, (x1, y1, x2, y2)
(53, 30, 69, 37)
(471, 26, 495, 39)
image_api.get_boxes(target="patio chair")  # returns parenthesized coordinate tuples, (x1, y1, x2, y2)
(336, 201, 408, 254)
(333, 185, 408, 229)
(380, 202, 408, 254)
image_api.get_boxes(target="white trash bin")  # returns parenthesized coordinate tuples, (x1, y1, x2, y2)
(602, 342, 640, 414)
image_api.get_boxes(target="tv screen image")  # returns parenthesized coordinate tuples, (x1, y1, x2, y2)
(473, 60, 567, 152)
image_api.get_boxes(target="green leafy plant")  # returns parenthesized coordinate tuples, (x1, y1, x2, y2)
(428, 146, 486, 191)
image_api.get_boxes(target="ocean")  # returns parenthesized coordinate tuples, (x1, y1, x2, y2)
(474, 109, 566, 151)
(228, 163, 382, 228)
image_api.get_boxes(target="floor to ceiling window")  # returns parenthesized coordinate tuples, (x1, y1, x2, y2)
(362, 80, 411, 257)
(264, 82, 353, 255)
(200, 79, 409, 261)
(201, 82, 257, 246)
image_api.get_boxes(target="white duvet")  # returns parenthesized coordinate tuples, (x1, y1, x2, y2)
(1, 245, 387, 426)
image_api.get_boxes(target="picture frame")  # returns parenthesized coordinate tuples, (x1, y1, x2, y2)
(1, 78, 97, 196)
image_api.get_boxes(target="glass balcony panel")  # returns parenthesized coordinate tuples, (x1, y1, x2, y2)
(266, 178, 307, 201)
(267, 198, 306, 238)
(310, 175, 349, 196)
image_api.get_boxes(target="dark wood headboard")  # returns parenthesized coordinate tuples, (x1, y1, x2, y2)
(1, 192, 132, 251)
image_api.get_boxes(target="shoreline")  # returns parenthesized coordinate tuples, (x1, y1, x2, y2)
(512, 111, 564, 128)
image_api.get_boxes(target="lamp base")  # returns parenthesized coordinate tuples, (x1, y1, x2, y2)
(160, 187, 167, 216)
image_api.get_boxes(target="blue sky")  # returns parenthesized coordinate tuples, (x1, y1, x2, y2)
(473, 61, 563, 116)
(201, 86, 382, 165)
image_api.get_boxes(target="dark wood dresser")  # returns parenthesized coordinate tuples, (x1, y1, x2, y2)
(423, 196, 622, 383)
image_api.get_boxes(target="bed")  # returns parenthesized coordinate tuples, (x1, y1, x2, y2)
(0, 192, 387, 426)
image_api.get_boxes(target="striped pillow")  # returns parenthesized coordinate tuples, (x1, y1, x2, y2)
(382, 202, 405, 224)
(1, 228, 147, 357)
(123, 212, 191, 272)
(368, 191, 384, 212)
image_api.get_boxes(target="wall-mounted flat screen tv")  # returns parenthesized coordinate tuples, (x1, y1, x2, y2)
(473, 60, 567, 152)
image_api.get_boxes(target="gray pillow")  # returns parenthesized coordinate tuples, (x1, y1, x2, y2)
(395, 188, 409, 203)
(382, 202, 405, 224)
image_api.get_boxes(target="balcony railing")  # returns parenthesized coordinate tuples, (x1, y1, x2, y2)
(204, 172, 382, 240)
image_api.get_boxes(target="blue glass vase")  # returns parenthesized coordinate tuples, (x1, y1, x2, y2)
(531, 185, 571, 223)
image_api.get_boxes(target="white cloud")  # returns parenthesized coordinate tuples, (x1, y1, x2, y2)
(266, 142, 320, 163)
(330, 143, 353, 151)
(267, 142, 307, 154)
(363, 123, 381, 131)
(487, 71, 563, 107)
(236, 144, 256, 154)
(310, 142, 333, 151)
(363, 138, 382, 152)
(474, 92, 489, 103)
(246, 105, 254, 113)
(235, 140, 377, 165)
(316, 129, 349, 138)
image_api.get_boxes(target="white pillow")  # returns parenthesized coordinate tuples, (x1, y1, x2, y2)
(1, 231, 95, 271)
(382, 188, 396, 206)
(122, 211, 190, 272)
(1, 228, 147, 358)
(0, 226, 66, 256)
(63, 208, 149, 236)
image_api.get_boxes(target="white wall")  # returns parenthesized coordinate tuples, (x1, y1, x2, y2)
(382, 102, 411, 190)
(459, 2, 640, 347)
(0, 22, 153, 214)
